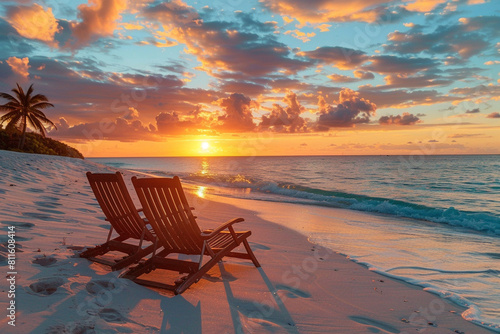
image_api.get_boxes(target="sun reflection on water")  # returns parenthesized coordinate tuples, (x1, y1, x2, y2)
(196, 186, 206, 198)
(201, 159, 209, 175)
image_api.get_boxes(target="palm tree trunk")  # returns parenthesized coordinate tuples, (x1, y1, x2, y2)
(18, 115, 27, 150)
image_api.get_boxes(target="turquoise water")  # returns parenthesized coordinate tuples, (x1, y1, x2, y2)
(90, 155, 500, 331)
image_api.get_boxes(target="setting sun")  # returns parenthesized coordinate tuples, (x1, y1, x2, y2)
(201, 141, 210, 151)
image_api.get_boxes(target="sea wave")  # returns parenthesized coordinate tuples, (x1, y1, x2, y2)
(183, 172, 500, 236)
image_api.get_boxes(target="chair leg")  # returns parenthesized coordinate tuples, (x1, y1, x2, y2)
(174, 249, 227, 295)
(120, 257, 156, 279)
(111, 244, 156, 271)
(242, 239, 261, 268)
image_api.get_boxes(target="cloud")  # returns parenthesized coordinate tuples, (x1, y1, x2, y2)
(297, 46, 368, 70)
(327, 74, 359, 83)
(403, 0, 447, 12)
(6, 4, 60, 46)
(260, 0, 395, 24)
(6, 56, 30, 79)
(69, 0, 127, 49)
(486, 112, 500, 118)
(155, 108, 212, 135)
(354, 70, 375, 80)
(449, 84, 500, 103)
(364, 55, 438, 74)
(382, 73, 451, 88)
(156, 111, 192, 135)
(317, 88, 376, 128)
(284, 29, 316, 43)
(448, 133, 482, 138)
(219, 81, 268, 97)
(259, 91, 308, 133)
(357, 85, 454, 108)
(216, 93, 257, 132)
(0, 56, 223, 134)
(385, 16, 500, 59)
(142, 1, 309, 78)
(51, 116, 155, 142)
(379, 112, 421, 125)
(465, 108, 480, 114)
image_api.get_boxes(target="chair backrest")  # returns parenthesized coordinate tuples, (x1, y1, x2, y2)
(86, 172, 146, 239)
(131, 176, 203, 255)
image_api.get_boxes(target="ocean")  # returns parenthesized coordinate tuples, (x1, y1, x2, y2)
(90, 155, 500, 331)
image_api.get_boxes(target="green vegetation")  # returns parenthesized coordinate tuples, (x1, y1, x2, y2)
(0, 83, 82, 158)
(0, 126, 84, 159)
(0, 83, 56, 150)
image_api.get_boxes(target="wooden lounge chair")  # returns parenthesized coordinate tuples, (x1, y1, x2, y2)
(121, 176, 260, 294)
(80, 172, 156, 270)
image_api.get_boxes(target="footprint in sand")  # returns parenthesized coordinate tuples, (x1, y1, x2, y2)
(34, 200, 62, 208)
(23, 212, 62, 222)
(45, 323, 96, 334)
(40, 195, 60, 202)
(76, 208, 97, 213)
(37, 208, 65, 215)
(12, 175, 33, 184)
(275, 284, 311, 298)
(29, 277, 64, 296)
(86, 280, 116, 295)
(349, 315, 400, 334)
(1, 220, 35, 229)
(26, 188, 44, 193)
(99, 308, 126, 323)
(33, 255, 58, 266)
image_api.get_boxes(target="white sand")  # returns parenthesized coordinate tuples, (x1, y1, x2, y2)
(0, 150, 495, 333)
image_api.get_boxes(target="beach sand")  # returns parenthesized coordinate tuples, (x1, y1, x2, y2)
(0, 150, 495, 333)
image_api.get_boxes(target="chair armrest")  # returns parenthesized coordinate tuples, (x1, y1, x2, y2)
(200, 218, 244, 239)
(137, 208, 144, 213)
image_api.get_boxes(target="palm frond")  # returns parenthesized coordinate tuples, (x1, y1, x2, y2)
(31, 102, 55, 110)
(30, 94, 50, 104)
(27, 114, 47, 136)
(0, 110, 21, 121)
(13, 84, 24, 102)
(0, 92, 19, 103)
(1, 113, 21, 127)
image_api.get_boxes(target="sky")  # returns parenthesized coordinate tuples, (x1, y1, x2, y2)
(0, 0, 499, 157)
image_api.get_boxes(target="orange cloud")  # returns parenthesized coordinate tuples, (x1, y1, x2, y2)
(284, 29, 316, 42)
(6, 4, 60, 45)
(6, 57, 30, 79)
(261, 0, 390, 24)
(403, 0, 447, 13)
(379, 112, 421, 125)
(70, 0, 127, 48)
(318, 89, 377, 128)
(216, 93, 257, 132)
(259, 91, 308, 133)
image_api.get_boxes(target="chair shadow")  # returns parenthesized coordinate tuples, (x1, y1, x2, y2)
(160, 295, 201, 334)
(219, 263, 299, 334)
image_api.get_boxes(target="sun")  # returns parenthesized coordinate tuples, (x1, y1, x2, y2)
(201, 141, 210, 151)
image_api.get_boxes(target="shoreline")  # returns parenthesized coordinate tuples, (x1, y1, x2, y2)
(0, 150, 496, 333)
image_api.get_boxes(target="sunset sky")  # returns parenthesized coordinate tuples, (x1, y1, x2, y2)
(0, 0, 499, 157)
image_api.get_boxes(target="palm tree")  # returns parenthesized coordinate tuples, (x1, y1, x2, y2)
(0, 83, 56, 150)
